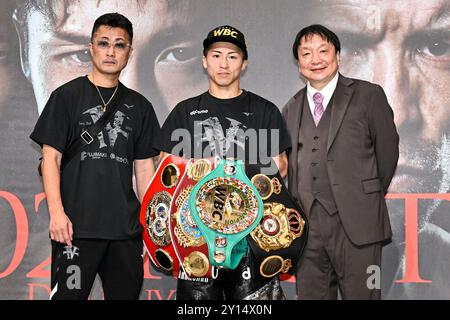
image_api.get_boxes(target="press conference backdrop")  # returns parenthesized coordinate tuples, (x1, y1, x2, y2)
(1, 0, 449, 300)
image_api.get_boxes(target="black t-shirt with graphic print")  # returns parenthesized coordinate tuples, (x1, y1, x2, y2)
(30, 76, 160, 240)
(155, 90, 291, 163)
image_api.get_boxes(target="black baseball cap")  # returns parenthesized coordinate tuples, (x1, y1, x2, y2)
(203, 25, 248, 60)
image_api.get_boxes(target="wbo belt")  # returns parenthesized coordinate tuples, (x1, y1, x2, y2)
(189, 158, 263, 270)
(169, 158, 216, 279)
(140, 154, 188, 276)
(246, 163, 308, 278)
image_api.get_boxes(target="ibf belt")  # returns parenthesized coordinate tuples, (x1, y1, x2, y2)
(140, 154, 188, 276)
(189, 159, 264, 270)
(246, 164, 308, 278)
(169, 158, 216, 279)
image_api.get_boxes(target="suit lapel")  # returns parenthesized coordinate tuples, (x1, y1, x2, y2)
(327, 75, 354, 152)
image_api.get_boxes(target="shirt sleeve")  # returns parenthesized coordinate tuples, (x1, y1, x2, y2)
(29, 89, 71, 153)
(134, 99, 161, 159)
(153, 103, 184, 154)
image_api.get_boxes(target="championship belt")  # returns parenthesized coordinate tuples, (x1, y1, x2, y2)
(169, 158, 216, 279)
(246, 164, 308, 278)
(140, 154, 188, 275)
(189, 158, 264, 270)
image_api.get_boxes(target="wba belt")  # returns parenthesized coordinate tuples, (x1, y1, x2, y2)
(189, 158, 263, 270)
(246, 163, 309, 278)
(140, 154, 188, 276)
(169, 158, 216, 279)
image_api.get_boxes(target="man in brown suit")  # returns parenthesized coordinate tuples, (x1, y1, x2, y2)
(282, 24, 399, 299)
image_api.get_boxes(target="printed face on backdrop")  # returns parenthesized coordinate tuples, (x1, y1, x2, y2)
(13, 0, 207, 121)
(304, 0, 450, 195)
(0, 6, 19, 113)
(301, 0, 450, 231)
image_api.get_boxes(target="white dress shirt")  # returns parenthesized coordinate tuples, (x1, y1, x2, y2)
(306, 72, 339, 116)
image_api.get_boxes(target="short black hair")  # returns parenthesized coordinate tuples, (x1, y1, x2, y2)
(91, 12, 133, 44)
(292, 24, 341, 60)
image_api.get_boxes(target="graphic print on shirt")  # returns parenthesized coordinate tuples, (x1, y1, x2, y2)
(195, 116, 247, 158)
(79, 104, 132, 164)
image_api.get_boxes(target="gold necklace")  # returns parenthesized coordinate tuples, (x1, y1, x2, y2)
(91, 76, 119, 112)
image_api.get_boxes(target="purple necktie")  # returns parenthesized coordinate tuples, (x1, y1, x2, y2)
(313, 92, 324, 126)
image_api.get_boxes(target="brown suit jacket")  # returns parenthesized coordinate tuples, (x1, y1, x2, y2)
(282, 74, 399, 246)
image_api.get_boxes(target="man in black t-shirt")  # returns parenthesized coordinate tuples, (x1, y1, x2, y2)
(30, 13, 160, 300)
(156, 25, 291, 300)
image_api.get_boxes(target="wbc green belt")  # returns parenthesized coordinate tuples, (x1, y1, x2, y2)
(189, 158, 263, 270)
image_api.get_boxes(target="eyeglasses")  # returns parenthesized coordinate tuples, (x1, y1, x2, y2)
(92, 39, 131, 52)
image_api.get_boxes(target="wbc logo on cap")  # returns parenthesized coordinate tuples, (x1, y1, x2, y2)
(213, 27, 238, 39)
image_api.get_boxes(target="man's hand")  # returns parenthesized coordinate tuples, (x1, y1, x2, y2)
(273, 151, 289, 178)
(49, 210, 73, 246)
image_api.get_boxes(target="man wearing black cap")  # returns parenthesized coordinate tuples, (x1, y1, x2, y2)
(155, 25, 291, 300)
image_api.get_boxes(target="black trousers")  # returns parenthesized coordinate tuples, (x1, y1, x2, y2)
(50, 237, 143, 300)
(176, 255, 285, 300)
(296, 200, 382, 300)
